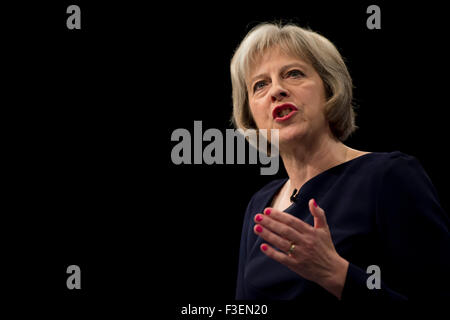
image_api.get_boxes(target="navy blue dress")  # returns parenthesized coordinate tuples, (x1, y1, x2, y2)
(236, 151, 450, 301)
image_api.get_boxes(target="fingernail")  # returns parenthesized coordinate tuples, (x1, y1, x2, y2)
(261, 244, 268, 251)
(264, 208, 271, 215)
(313, 199, 318, 208)
(255, 214, 263, 222)
(255, 225, 263, 233)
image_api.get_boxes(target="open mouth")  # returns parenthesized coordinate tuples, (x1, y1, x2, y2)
(272, 103, 298, 121)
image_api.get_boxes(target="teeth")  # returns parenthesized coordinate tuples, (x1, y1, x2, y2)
(278, 108, 292, 117)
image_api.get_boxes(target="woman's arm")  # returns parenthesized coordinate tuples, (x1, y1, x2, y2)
(235, 196, 255, 299)
(372, 153, 450, 301)
(341, 153, 449, 301)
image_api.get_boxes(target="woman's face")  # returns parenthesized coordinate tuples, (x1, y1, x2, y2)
(247, 46, 329, 147)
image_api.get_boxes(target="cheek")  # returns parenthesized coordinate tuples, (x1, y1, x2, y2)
(249, 101, 269, 123)
(296, 84, 327, 112)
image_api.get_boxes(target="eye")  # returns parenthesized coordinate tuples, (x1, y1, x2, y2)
(286, 69, 305, 78)
(253, 80, 267, 92)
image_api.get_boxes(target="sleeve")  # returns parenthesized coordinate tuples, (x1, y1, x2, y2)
(235, 195, 256, 300)
(342, 153, 450, 301)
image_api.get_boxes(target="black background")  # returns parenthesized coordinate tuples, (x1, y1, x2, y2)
(4, 0, 449, 316)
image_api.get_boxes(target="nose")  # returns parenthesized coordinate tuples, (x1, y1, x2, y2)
(270, 83, 289, 103)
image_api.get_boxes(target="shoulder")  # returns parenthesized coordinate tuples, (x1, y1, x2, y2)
(357, 151, 432, 189)
(356, 150, 416, 165)
(338, 151, 434, 203)
(380, 150, 421, 167)
(349, 151, 423, 176)
(374, 151, 442, 208)
(376, 151, 429, 184)
(375, 152, 449, 240)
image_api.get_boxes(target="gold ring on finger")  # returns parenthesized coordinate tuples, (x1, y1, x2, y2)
(288, 243, 296, 256)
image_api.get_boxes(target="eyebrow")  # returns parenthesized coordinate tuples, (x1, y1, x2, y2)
(249, 62, 309, 86)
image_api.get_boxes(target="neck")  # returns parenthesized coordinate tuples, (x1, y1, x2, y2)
(280, 132, 350, 195)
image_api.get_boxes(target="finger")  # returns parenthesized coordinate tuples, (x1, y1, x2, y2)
(260, 243, 294, 268)
(254, 214, 304, 245)
(308, 198, 327, 229)
(263, 207, 313, 234)
(254, 224, 293, 253)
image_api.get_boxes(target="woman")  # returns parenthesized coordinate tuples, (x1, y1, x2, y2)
(231, 23, 449, 301)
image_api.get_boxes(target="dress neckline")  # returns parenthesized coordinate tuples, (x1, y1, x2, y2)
(270, 152, 375, 211)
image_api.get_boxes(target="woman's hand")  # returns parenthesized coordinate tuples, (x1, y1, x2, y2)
(253, 199, 349, 300)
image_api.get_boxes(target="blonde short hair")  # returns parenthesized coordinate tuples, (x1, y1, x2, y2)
(230, 22, 357, 141)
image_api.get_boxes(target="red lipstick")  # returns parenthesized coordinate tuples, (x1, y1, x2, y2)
(272, 103, 298, 122)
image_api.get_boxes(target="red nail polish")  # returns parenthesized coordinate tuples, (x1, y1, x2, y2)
(264, 208, 271, 215)
(313, 199, 318, 208)
(255, 214, 263, 222)
(255, 225, 263, 233)
(261, 244, 268, 251)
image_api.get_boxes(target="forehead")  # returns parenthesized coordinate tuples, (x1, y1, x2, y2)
(247, 46, 311, 80)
